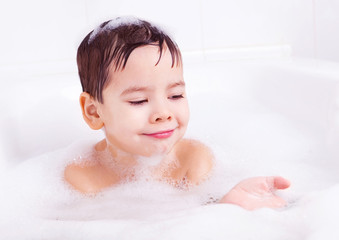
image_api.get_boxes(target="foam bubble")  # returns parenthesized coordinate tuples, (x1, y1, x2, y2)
(88, 16, 142, 44)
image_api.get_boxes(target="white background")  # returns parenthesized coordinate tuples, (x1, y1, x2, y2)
(0, 0, 338, 72)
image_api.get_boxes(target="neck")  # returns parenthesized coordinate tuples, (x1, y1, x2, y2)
(94, 139, 177, 180)
(95, 139, 138, 169)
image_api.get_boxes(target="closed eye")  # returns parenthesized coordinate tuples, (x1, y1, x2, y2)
(129, 99, 148, 105)
(169, 94, 184, 100)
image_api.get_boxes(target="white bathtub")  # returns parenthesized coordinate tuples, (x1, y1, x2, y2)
(0, 57, 339, 239)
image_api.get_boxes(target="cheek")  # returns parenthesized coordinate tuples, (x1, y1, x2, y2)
(124, 108, 148, 124)
(114, 106, 148, 131)
(178, 101, 190, 125)
(185, 103, 190, 122)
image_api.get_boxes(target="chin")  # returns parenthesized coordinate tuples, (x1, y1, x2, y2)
(142, 143, 174, 157)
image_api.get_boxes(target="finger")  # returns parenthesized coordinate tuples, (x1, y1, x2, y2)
(265, 176, 291, 190)
(273, 176, 291, 189)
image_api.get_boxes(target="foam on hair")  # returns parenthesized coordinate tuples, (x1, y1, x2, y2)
(88, 16, 142, 44)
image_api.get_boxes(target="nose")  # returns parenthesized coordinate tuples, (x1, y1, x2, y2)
(150, 105, 173, 123)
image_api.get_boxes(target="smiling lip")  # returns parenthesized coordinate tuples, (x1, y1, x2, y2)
(143, 129, 175, 139)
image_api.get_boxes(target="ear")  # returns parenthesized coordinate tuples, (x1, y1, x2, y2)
(79, 92, 104, 130)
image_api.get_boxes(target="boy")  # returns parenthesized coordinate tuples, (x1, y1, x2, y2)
(64, 16, 290, 210)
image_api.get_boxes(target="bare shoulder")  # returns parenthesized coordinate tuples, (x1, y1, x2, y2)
(64, 163, 95, 193)
(64, 140, 120, 194)
(175, 139, 214, 184)
(64, 160, 118, 194)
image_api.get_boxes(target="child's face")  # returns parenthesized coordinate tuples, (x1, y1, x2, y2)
(96, 45, 189, 157)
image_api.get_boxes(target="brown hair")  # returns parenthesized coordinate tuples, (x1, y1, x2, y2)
(76, 17, 182, 103)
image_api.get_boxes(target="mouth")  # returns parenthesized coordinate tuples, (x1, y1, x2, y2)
(142, 129, 175, 139)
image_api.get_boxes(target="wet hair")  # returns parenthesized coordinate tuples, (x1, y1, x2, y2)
(76, 16, 182, 103)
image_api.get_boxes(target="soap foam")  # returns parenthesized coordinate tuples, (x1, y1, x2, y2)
(88, 16, 142, 44)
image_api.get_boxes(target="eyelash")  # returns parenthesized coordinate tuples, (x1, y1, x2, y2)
(169, 94, 184, 100)
(129, 100, 148, 105)
(128, 95, 184, 105)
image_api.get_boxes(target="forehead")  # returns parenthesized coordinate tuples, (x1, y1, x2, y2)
(108, 45, 183, 89)
(120, 45, 179, 73)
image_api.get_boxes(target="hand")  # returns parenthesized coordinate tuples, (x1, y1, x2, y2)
(219, 176, 291, 210)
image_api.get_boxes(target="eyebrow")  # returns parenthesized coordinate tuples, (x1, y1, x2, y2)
(120, 80, 185, 96)
(167, 81, 185, 89)
(120, 86, 148, 96)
